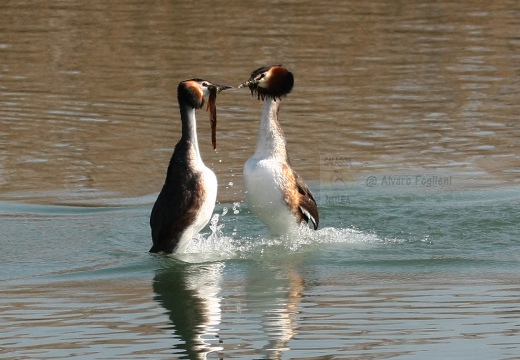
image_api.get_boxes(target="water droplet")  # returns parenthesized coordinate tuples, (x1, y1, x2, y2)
(209, 213, 220, 231)
(232, 202, 240, 214)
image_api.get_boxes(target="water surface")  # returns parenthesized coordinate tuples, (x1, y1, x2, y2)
(1, 0, 519, 359)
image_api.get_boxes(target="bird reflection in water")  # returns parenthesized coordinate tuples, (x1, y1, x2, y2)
(153, 256, 306, 359)
(152, 260, 224, 359)
(245, 260, 305, 360)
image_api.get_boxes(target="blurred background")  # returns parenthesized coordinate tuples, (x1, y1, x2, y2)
(1, 0, 519, 205)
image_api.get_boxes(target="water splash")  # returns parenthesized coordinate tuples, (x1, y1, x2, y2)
(183, 212, 394, 263)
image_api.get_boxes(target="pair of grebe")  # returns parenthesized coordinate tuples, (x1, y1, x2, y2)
(150, 66, 319, 254)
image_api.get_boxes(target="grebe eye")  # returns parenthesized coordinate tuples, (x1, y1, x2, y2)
(202, 82, 209, 87)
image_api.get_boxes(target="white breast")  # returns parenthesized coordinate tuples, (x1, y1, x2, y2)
(176, 164, 217, 253)
(243, 157, 298, 237)
(196, 165, 218, 228)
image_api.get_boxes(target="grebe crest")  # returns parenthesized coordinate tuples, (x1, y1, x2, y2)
(177, 79, 214, 109)
(240, 65, 294, 101)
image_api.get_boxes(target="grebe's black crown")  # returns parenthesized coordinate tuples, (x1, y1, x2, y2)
(246, 65, 294, 101)
(177, 78, 206, 109)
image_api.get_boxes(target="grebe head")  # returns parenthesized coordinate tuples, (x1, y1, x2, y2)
(177, 79, 232, 150)
(178, 79, 232, 109)
(239, 65, 294, 100)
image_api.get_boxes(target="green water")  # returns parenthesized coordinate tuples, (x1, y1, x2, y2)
(1, 184, 519, 359)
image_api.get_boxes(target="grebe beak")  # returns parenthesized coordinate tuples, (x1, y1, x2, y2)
(213, 84, 233, 93)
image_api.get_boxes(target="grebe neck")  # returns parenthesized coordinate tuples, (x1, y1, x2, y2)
(253, 98, 287, 160)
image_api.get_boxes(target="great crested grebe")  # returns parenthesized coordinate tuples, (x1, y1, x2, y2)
(239, 65, 319, 236)
(150, 78, 231, 253)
